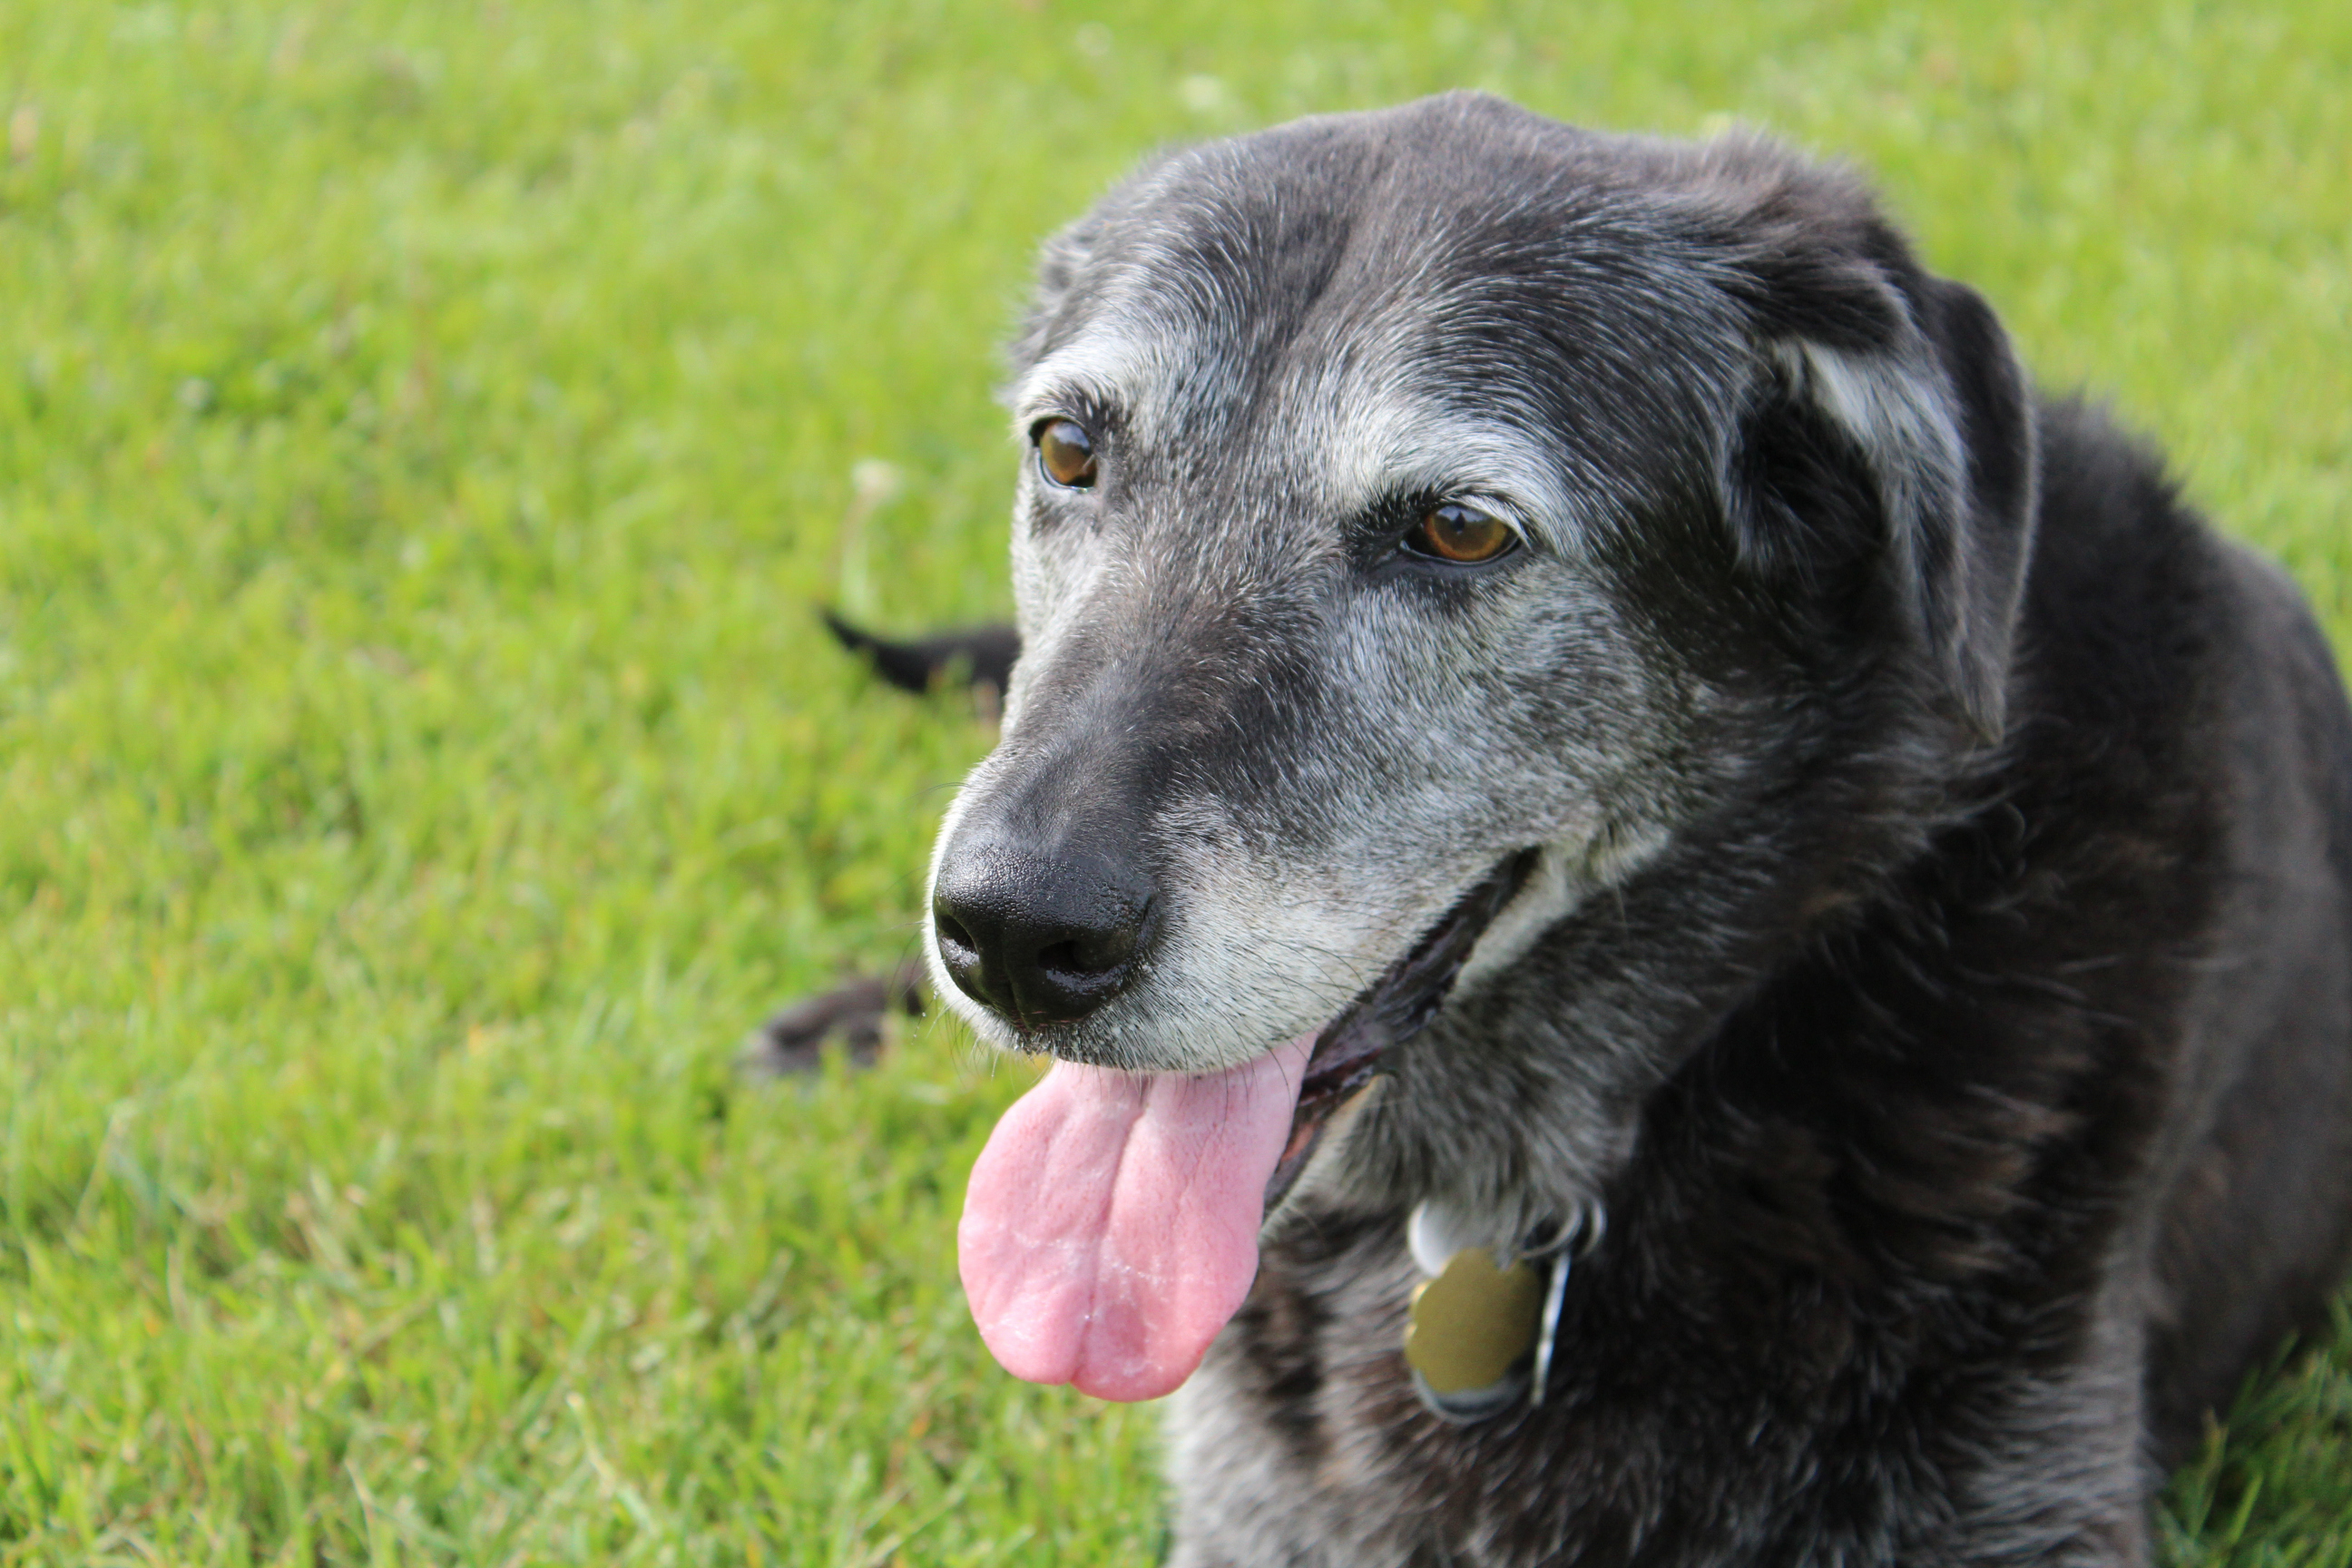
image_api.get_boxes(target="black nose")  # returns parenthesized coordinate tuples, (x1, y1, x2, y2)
(931, 839, 1153, 1028)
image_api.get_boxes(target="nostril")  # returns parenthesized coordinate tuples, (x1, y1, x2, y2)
(1034, 900, 1147, 981)
(931, 897, 999, 1013)
(1036, 938, 1111, 980)
(935, 910, 978, 961)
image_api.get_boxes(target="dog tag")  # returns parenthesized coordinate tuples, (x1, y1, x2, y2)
(1405, 1246, 1543, 1416)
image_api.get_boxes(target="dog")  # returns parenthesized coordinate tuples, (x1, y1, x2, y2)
(921, 93, 2352, 1564)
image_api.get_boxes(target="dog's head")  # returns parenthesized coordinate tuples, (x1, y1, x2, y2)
(936, 94, 2036, 1398)
(931, 93, 2031, 1072)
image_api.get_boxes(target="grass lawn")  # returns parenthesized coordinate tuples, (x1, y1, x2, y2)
(3, 1, 2348, 1562)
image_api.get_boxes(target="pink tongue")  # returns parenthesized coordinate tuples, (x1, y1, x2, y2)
(958, 1034, 1314, 1401)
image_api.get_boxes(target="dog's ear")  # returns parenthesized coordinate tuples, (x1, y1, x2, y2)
(1006, 214, 1103, 376)
(1006, 148, 1193, 381)
(1729, 251, 2037, 742)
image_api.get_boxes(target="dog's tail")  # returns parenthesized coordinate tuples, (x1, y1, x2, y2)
(821, 608, 1020, 697)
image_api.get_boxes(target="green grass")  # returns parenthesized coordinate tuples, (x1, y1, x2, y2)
(1, 1, 2347, 1562)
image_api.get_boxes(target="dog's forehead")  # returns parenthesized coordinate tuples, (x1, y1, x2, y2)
(1011, 109, 1748, 536)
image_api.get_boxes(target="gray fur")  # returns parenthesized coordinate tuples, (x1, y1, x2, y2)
(926, 93, 2352, 1565)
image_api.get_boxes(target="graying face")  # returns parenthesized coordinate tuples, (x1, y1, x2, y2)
(923, 114, 1770, 1074)
(930, 93, 2038, 1337)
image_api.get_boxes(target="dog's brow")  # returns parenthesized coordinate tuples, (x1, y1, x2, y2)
(1010, 331, 1181, 442)
(1319, 398, 1593, 554)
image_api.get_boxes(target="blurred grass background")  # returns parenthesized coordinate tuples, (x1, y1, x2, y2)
(1, 2, 2347, 1563)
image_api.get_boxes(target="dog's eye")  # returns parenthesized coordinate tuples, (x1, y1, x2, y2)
(1034, 419, 1099, 490)
(1405, 504, 1517, 564)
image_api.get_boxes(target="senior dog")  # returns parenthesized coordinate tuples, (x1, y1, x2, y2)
(924, 93, 2352, 1565)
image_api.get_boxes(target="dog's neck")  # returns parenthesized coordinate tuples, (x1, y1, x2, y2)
(1316, 720, 1991, 1245)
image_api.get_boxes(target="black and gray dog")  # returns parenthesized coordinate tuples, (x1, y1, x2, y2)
(885, 94, 2352, 1564)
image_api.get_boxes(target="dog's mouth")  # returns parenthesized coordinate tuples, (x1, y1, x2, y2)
(956, 848, 1540, 1403)
(1264, 847, 1542, 1211)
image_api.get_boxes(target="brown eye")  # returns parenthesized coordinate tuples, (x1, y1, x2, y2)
(1406, 503, 1517, 564)
(1035, 418, 1098, 489)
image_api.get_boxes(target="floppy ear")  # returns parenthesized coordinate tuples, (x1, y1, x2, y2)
(1730, 267, 2038, 742)
(1005, 214, 1103, 376)
(1005, 147, 1197, 380)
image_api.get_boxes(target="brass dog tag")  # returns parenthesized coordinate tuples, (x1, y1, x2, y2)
(1405, 1247, 1543, 1399)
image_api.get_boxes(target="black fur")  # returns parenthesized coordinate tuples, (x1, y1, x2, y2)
(821, 608, 1019, 699)
(927, 95, 2352, 1565)
(739, 957, 926, 1076)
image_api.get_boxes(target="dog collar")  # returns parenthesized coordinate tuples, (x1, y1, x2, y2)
(1403, 1200, 1594, 1423)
